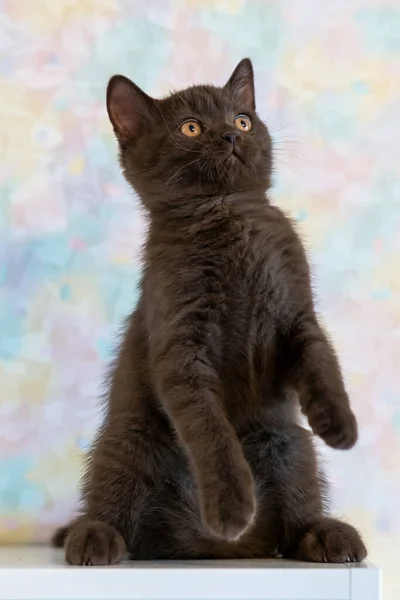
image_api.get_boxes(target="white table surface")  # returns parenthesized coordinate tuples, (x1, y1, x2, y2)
(0, 546, 381, 600)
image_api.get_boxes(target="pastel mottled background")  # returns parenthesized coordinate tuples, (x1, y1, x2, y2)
(0, 0, 399, 597)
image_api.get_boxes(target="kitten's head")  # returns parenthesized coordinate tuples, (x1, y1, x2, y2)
(107, 59, 272, 210)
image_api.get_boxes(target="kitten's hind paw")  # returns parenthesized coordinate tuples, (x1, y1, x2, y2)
(292, 518, 367, 563)
(65, 519, 127, 566)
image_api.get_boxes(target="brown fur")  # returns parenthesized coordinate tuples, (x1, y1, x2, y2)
(54, 59, 367, 565)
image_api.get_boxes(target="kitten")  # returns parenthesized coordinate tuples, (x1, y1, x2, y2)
(53, 59, 367, 565)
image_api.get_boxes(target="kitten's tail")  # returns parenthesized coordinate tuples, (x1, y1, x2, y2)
(51, 524, 70, 548)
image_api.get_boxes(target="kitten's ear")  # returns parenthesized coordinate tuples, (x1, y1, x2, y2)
(106, 75, 156, 140)
(225, 58, 255, 111)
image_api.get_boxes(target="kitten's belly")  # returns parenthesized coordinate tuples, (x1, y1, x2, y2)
(217, 303, 281, 426)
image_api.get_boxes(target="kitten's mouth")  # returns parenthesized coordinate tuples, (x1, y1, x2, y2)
(226, 147, 245, 165)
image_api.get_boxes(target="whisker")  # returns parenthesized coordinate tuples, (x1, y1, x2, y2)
(273, 149, 322, 170)
(269, 119, 308, 135)
(274, 158, 303, 179)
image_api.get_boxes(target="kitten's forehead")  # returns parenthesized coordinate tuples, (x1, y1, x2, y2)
(163, 85, 232, 121)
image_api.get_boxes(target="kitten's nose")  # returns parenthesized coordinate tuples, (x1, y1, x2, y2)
(221, 131, 239, 145)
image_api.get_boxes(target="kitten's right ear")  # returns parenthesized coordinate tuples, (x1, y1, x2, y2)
(225, 58, 255, 111)
(106, 75, 156, 141)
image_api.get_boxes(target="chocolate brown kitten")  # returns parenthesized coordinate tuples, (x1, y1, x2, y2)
(53, 59, 367, 565)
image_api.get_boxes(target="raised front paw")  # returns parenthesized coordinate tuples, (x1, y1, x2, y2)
(307, 400, 358, 450)
(199, 458, 256, 542)
(65, 519, 127, 566)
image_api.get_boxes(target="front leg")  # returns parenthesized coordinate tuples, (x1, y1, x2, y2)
(292, 315, 358, 450)
(151, 331, 256, 541)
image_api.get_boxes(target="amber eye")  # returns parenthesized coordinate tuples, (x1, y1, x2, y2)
(180, 120, 202, 137)
(234, 114, 252, 132)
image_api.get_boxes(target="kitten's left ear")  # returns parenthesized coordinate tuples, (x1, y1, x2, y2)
(225, 58, 255, 111)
